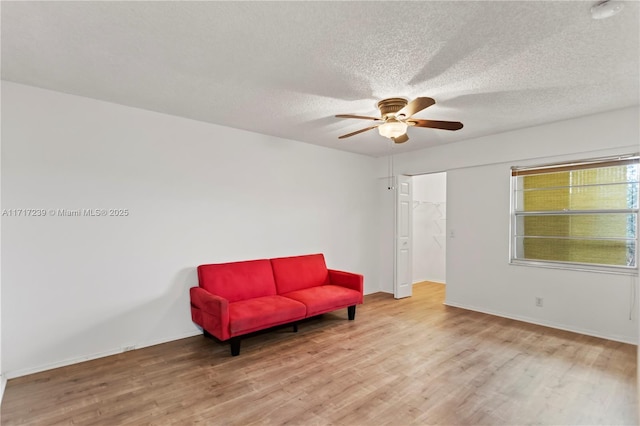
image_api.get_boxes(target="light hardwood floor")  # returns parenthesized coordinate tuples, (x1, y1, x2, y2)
(2, 282, 636, 425)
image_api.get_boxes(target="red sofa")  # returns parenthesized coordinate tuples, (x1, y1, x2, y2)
(190, 253, 364, 356)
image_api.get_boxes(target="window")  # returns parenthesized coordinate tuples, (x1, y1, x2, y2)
(510, 155, 639, 273)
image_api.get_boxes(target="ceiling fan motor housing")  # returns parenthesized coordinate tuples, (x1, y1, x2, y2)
(377, 98, 408, 119)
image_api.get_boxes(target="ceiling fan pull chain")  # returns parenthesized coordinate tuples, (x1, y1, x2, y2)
(387, 139, 395, 190)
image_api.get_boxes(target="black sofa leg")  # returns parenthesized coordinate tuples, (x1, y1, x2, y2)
(230, 337, 241, 356)
(293, 323, 298, 333)
(203, 329, 213, 339)
(348, 305, 356, 320)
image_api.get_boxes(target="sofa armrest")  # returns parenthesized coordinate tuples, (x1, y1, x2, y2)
(328, 269, 364, 296)
(190, 287, 230, 341)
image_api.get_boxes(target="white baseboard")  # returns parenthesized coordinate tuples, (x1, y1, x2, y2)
(5, 329, 203, 380)
(444, 300, 637, 345)
(136, 330, 203, 352)
(1, 374, 7, 404)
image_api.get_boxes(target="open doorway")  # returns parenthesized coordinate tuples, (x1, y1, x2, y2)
(412, 172, 447, 285)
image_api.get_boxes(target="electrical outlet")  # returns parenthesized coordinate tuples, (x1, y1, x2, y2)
(123, 345, 135, 352)
(535, 297, 543, 307)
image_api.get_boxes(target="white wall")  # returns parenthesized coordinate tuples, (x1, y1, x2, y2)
(376, 178, 395, 294)
(0, 81, 4, 401)
(377, 107, 640, 343)
(412, 173, 446, 284)
(1, 82, 379, 378)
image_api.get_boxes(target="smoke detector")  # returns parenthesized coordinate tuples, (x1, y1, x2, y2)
(591, 1, 624, 19)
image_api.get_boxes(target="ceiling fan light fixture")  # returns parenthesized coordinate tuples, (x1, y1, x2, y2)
(378, 119, 408, 139)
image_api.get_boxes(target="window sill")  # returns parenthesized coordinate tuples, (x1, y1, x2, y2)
(509, 259, 638, 276)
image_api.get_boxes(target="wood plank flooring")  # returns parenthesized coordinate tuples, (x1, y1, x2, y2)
(2, 282, 637, 425)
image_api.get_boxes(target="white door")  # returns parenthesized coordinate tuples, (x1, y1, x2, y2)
(394, 175, 413, 299)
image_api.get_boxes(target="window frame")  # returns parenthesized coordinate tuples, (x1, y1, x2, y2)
(509, 154, 639, 275)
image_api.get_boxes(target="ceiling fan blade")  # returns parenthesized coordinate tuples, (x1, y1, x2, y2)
(408, 119, 464, 131)
(396, 97, 435, 118)
(392, 133, 409, 144)
(338, 125, 379, 139)
(335, 114, 381, 121)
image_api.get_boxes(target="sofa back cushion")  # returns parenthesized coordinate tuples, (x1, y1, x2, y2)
(197, 259, 277, 303)
(270, 253, 330, 294)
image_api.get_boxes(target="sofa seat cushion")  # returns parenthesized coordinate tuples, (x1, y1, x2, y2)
(229, 296, 306, 336)
(282, 285, 362, 317)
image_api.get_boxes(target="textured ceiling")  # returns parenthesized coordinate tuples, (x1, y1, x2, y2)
(2, 1, 639, 157)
